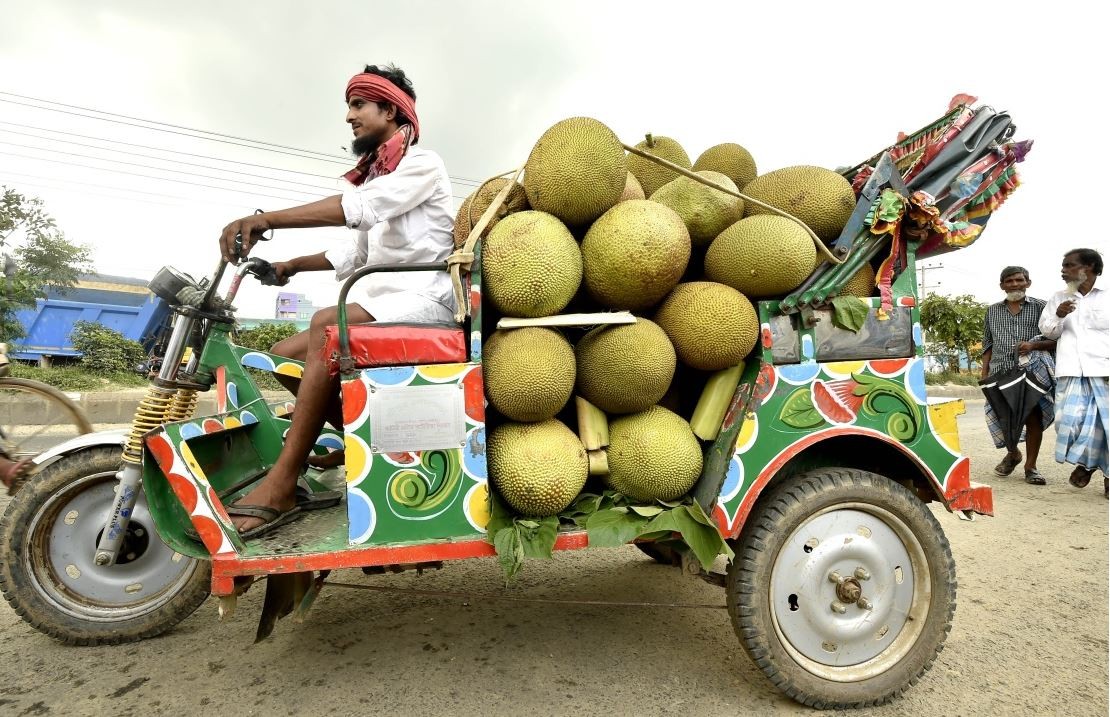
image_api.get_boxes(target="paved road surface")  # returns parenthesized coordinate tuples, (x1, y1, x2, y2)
(0, 402, 1106, 716)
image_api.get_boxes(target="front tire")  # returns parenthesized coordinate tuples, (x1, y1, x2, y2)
(0, 446, 210, 645)
(727, 468, 956, 708)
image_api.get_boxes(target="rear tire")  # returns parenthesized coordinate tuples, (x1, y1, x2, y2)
(727, 468, 955, 708)
(0, 446, 210, 645)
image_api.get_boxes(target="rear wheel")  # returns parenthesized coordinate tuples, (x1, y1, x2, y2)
(0, 446, 210, 645)
(727, 468, 955, 708)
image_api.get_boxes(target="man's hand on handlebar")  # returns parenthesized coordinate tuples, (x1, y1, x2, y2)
(272, 261, 298, 284)
(220, 212, 272, 263)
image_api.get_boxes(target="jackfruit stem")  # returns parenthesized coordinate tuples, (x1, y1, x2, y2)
(644, 133, 655, 148)
(690, 361, 745, 441)
(576, 396, 609, 450)
(587, 449, 610, 476)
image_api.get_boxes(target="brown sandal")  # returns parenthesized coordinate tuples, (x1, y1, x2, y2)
(1069, 465, 1094, 488)
(994, 451, 1023, 477)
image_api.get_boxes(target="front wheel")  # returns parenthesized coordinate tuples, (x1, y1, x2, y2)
(727, 468, 956, 709)
(0, 446, 210, 645)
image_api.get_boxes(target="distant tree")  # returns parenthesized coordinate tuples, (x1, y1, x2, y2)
(0, 187, 93, 340)
(919, 293, 987, 373)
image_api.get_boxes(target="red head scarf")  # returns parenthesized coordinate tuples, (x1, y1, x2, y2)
(343, 73, 421, 186)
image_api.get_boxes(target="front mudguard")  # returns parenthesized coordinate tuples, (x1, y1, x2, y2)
(32, 429, 128, 467)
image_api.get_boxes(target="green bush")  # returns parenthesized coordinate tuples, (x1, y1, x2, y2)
(70, 321, 148, 374)
(234, 322, 300, 352)
(925, 370, 980, 386)
(9, 362, 147, 391)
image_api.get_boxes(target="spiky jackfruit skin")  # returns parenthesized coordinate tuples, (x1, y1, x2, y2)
(654, 282, 758, 371)
(523, 117, 627, 226)
(575, 319, 676, 414)
(705, 215, 816, 297)
(605, 406, 703, 502)
(483, 328, 575, 422)
(650, 171, 744, 247)
(581, 200, 690, 311)
(482, 211, 582, 318)
(489, 419, 588, 517)
(741, 165, 856, 241)
(627, 135, 691, 197)
(840, 262, 876, 297)
(620, 172, 645, 201)
(693, 143, 757, 191)
(454, 178, 529, 248)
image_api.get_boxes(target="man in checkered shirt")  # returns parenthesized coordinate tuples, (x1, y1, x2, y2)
(980, 265, 1056, 484)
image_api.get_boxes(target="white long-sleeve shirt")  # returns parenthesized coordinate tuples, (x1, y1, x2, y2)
(1039, 286, 1109, 377)
(324, 147, 456, 318)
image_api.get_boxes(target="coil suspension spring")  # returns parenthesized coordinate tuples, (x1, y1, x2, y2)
(166, 388, 199, 422)
(122, 387, 176, 465)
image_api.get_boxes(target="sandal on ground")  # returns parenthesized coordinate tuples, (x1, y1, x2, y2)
(1069, 465, 1094, 488)
(1024, 469, 1046, 485)
(994, 451, 1023, 477)
(227, 504, 305, 540)
(1, 457, 34, 496)
(295, 477, 342, 511)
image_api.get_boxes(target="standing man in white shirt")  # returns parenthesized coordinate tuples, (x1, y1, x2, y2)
(1038, 248, 1109, 495)
(216, 64, 455, 537)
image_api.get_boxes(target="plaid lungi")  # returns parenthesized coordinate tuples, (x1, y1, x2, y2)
(985, 349, 1056, 449)
(1054, 375, 1109, 475)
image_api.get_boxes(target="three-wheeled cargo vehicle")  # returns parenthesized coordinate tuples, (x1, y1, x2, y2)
(0, 96, 1026, 708)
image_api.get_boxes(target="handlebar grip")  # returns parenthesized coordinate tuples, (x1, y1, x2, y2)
(247, 259, 286, 286)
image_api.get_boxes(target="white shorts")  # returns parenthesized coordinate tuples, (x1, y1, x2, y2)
(356, 291, 457, 324)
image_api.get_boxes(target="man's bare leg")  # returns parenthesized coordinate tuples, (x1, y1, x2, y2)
(1024, 406, 1043, 472)
(268, 332, 345, 432)
(232, 304, 372, 533)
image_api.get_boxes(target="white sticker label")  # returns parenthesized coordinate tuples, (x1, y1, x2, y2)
(367, 383, 466, 453)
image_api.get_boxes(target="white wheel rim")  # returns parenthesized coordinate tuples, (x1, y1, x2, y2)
(25, 471, 200, 622)
(769, 502, 932, 682)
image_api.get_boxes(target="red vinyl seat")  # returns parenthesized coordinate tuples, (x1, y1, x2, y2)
(321, 322, 468, 374)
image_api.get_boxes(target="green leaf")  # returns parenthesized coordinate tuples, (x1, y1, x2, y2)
(671, 506, 733, 570)
(565, 492, 603, 518)
(635, 530, 674, 542)
(642, 510, 681, 535)
(630, 505, 664, 517)
(830, 295, 870, 333)
(685, 500, 717, 528)
(486, 492, 516, 537)
(641, 506, 732, 571)
(585, 509, 648, 547)
(778, 387, 824, 429)
(493, 526, 524, 583)
(519, 516, 558, 559)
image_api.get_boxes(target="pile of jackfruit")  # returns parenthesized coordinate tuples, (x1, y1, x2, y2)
(462, 117, 872, 517)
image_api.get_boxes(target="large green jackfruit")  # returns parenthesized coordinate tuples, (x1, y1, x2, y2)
(523, 117, 627, 226)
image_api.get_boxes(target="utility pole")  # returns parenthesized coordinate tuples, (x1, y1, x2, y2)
(916, 263, 944, 373)
(917, 263, 944, 297)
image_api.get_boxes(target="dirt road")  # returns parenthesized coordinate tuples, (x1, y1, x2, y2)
(0, 401, 1106, 716)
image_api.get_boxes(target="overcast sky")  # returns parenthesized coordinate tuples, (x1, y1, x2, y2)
(0, 0, 1104, 318)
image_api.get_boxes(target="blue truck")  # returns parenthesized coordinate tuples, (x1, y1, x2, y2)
(11, 274, 170, 364)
